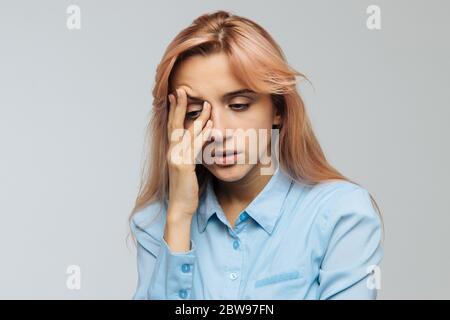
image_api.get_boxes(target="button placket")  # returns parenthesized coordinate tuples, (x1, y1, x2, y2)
(224, 226, 246, 298)
(232, 239, 240, 250)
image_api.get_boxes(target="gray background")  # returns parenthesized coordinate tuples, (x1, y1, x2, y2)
(0, 0, 449, 299)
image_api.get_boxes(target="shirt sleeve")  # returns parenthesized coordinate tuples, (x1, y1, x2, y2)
(317, 186, 384, 300)
(130, 207, 197, 300)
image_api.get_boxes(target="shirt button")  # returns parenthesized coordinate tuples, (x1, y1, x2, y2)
(232, 239, 240, 250)
(178, 289, 188, 299)
(239, 212, 249, 222)
(181, 263, 191, 273)
(229, 272, 239, 280)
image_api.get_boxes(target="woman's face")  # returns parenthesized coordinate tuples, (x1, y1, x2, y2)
(170, 52, 281, 183)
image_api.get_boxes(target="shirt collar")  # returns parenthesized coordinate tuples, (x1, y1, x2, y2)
(196, 164, 294, 235)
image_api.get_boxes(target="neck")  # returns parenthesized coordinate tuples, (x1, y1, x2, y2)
(213, 163, 275, 207)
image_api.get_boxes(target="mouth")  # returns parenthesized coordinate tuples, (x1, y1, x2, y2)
(212, 150, 239, 157)
(213, 150, 241, 166)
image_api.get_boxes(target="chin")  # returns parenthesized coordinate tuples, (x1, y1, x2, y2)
(207, 163, 253, 183)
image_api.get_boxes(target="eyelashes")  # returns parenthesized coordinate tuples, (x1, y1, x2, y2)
(186, 110, 202, 119)
(186, 104, 250, 120)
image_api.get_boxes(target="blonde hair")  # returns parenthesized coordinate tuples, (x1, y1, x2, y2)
(128, 10, 382, 242)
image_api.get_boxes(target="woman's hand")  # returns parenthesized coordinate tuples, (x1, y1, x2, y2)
(166, 87, 213, 224)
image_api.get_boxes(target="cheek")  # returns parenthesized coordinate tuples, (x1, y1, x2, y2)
(250, 102, 275, 128)
(229, 105, 274, 150)
(234, 106, 274, 130)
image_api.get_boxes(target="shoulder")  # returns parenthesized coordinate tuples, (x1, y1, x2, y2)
(314, 180, 374, 213)
(130, 200, 167, 255)
(303, 179, 374, 212)
(299, 179, 381, 234)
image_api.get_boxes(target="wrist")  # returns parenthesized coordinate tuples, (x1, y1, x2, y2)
(164, 213, 193, 253)
(167, 206, 194, 225)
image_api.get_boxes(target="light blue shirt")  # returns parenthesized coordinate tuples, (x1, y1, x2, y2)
(130, 165, 383, 300)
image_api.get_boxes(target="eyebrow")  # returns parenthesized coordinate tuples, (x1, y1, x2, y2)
(186, 89, 257, 103)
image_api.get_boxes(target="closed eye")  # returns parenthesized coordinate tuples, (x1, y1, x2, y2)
(230, 103, 250, 111)
(186, 103, 250, 120)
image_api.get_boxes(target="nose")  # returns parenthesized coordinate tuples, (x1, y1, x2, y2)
(208, 102, 233, 145)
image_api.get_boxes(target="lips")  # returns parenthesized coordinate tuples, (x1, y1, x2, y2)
(212, 150, 238, 157)
(211, 150, 242, 166)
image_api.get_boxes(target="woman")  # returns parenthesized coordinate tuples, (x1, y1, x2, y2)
(129, 10, 383, 300)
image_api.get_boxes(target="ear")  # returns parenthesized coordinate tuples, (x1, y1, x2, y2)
(272, 104, 282, 128)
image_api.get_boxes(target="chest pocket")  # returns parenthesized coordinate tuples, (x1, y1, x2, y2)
(254, 270, 301, 288)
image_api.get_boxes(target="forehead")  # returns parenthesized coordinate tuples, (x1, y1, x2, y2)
(171, 52, 247, 97)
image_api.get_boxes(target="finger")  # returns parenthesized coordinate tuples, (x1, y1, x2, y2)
(167, 93, 175, 130)
(192, 120, 213, 163)
(172, 88, 187, 130)
(167, 94, 178, 141)
(187, 101, 211, 138)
